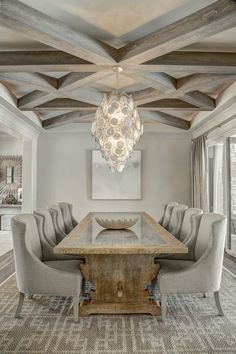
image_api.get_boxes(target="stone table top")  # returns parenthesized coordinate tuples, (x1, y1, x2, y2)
(54, 212, 188, 255)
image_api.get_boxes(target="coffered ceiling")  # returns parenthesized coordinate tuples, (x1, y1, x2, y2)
(0, 0, 236, 131)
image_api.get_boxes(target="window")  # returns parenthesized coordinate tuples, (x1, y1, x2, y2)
(208, 136, 236, 258)
(208, 143, 225, 214)
(227, 137, 236, 256)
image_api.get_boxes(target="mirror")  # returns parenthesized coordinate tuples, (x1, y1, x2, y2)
(6, 166, 14, 184)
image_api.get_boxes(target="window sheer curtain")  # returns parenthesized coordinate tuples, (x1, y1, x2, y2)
(213, 145, 224, 214)
(191, 135, 209, 212)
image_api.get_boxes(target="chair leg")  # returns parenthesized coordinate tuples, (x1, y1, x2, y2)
(14, 292, 25, 318)
(203, 293, 206, 298)
(161, 294, 167, 321)
(214, 291, 224, 316)
(73, 296, 80, 323)
(29, 294, 33, 299)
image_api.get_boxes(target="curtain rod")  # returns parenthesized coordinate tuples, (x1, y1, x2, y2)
(193, 115, 236, 140)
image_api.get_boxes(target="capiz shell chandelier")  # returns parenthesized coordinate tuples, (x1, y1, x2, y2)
(91, 89, 143, 173)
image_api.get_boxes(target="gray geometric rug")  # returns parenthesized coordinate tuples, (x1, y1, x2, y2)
(0, 250, 15, 284)
(0, 269, 236, 354)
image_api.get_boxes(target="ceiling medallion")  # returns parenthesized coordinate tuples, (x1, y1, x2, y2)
(91, 66, 143, 173)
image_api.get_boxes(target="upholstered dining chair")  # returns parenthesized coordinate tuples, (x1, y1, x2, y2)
(48, 204, 66, 240)
(59, 202, 78, 234)
(34, 208, 63, 261)
(11, 214, 83, 323)
(157, 213, 227, 321)
(159, 202, 178, 229)
(171, 208, 203, 260)
(34, 208, 84, 262)
(167, 204, 188, 238)
(157, 208, 202, 261)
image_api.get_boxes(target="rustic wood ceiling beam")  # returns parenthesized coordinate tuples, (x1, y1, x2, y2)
(0, 51, 236, 74)
(43, 111, 95, 129)
(43, 108, 190, 130)
(177, 73, 236, 92)
(0, 0, 117, 65)
(133, 87, 216, 108)
(21, 98, 97, 112)
(132, 70, 233, 106)
(140, 110, 190, 130)
(124, 72, 176, 92)
(118, 0, 236, 64)
(139, 99, 212, 112)
(141, 51, 236, 74)
(14, 71, 105, 109)
(21, 97, 210, 112)
(178, 91, 215, 109)
(18, 91, 57, 109)
(0, 51, 109, 72)
(0, 72, 57, 92)
(126, 72, 216, 109)
(58, 72, 112, 91)
(18, 87, 103, 109)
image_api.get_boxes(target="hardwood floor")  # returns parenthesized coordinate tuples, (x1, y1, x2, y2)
(0, 231, 12, 256)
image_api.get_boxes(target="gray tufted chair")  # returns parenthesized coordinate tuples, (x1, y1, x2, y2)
(157, 208, 203, 261)
(157, 213, 227, 321)
(170, 208, 203, 260)
(59, 202, 78, 234)
(160, 202, 178, 229)
(167, 204, 188, 238)
(11, 214, 82, 323)
(33, 208, 84, 262)
(48, 204, 67, 241)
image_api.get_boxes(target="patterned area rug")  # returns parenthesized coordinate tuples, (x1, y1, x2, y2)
(0, 250, 15, 284)
(0, 268, 236, 354)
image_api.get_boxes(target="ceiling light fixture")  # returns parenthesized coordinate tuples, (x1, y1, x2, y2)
(91, 66, 143, 173)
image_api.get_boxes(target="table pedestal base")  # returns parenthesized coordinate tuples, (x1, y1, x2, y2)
(80, 301, 161, 316)
(79, 254, 160, 316)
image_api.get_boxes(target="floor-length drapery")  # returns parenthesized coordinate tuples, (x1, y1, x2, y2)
(213, 145, 224, 214)
(191, 136, 209, 211)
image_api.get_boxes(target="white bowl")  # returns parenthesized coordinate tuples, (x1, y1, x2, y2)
(95, 217, 138, 229)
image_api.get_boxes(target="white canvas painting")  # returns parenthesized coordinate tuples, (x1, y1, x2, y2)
(92, 150, 141, 199)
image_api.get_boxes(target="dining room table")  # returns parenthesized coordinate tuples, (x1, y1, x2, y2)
(54, 212, 188, 316)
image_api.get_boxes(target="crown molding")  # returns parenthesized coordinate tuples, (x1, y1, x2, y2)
(0, 84, 43, 140)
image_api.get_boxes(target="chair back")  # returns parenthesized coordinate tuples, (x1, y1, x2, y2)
(34, 208, 57, 246)
(49, 204, 66, 234)
(179, 208, 202, 243)
(194, 213, 226, 290)
(11, 214, 42, 293)
(162, 202, 178, 229)
(194, 213, 226, 261)
(59, 202, 77, 234)
(168, 204, 188, 238)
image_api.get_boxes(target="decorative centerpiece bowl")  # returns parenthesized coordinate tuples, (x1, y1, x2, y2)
(95, 216, 138, 230)
(5, 194, 18, 205)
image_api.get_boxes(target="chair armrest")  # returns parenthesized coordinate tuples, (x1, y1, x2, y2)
(158, 236, 222, 294)
(24, 251, 82, 297)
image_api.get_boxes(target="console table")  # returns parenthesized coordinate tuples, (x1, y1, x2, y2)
(0, 205, 22, 231)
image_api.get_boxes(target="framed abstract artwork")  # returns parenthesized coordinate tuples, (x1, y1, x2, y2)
(92, 150, 141, 200)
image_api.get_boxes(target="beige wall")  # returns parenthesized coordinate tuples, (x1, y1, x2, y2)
(36, 131, 191, 221)
(0, 136, 23, 155)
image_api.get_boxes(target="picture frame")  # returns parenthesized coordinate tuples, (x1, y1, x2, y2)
(92, 150, 141, 200)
